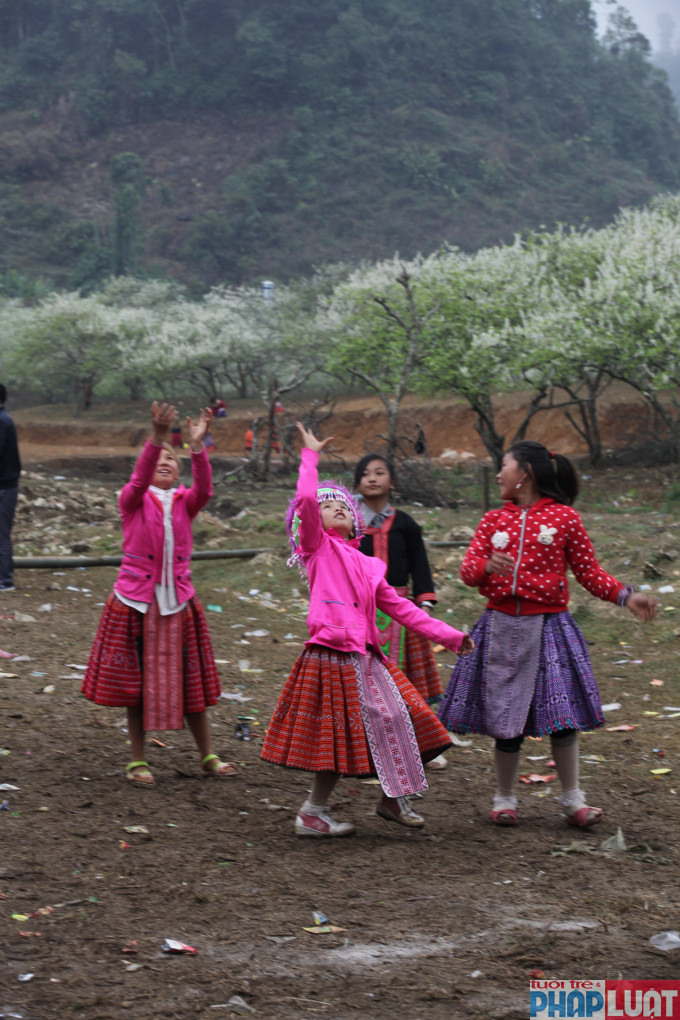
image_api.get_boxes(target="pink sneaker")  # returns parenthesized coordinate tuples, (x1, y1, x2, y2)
(294, 807, 355, 838)
(376, 795, 425, 828)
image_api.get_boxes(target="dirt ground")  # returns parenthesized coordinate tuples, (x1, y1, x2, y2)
(3, 396, 680, 1020)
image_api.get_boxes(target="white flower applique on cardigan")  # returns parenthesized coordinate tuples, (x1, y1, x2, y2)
(491, 530, 510, 550)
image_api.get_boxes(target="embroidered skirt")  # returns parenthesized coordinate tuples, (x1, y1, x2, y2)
(438, 609, 605, 739)
(261, 644, 451, 777)
(401, 629, 443, 702)
(81, 592, 221, 719)
(376, 588, 443, 702)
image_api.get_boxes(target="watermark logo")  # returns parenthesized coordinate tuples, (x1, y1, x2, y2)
(530, 980, 680, 1019)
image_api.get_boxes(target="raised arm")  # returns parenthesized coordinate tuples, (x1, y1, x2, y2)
(119, 401, 177, 513)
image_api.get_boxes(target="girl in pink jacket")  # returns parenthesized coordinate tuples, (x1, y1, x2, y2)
(261, 422, 473, 837)
(439, 440, 656, 829)
(82, 401, 234, 786)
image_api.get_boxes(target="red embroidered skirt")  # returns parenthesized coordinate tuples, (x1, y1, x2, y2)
(402, 629, 443, 702)
(261, 644, 451, 775)
(81, 593, 221, 715)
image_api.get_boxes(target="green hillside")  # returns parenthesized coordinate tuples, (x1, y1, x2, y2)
(0, 0, 678, 292)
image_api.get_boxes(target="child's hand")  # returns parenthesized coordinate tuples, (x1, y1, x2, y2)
(186, 408, 212, 451)
(296, 421, 334, 453)
(459, 633, 475, 656)
(485, 552, 514, 577)
(151, 400, 177, 443)
(626, 592, 657, 621)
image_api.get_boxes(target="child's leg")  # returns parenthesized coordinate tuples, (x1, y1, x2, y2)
(186, 710, 237, 776)
(308, 771, 340, 806)
(550, 729, 602, 827)
(125, 705, 153, 785)
(490, 736, 522, 824)
(296, 772, 355, 838)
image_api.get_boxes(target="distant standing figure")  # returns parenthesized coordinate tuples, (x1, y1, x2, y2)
(203, 430, 216, 455)
(414, 423, 426, 456)
(209, 396, 227, 418)
(170, 419, 182, 449)
(244, 427, 254, 454)
(0, 384, 21, 592)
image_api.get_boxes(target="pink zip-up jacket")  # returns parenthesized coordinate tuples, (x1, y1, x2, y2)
(296, 449, 466, 656)
(461, 498, 625, 616)
(114, 440, 212, 605)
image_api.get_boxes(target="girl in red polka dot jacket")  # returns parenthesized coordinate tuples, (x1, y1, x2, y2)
(438, 440, 656, 829)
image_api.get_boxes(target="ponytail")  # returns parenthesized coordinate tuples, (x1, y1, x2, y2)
(507, 440, 579, 505)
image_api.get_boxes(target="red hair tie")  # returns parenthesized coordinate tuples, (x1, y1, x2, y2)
(549, 451, 556, 459)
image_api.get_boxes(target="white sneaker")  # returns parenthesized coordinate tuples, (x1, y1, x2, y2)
(294, 805, 355, 838)
(376, 795, 425, 828)
(425, 754, 448, 771)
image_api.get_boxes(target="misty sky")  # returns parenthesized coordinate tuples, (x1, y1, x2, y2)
(593, 0, 680, 50)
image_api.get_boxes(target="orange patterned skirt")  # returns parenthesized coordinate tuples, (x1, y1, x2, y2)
(261, 644, 451, 775)
(81, 592, 221, 719)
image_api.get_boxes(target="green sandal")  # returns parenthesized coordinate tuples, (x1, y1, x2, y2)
(125, 761, 154, 786)
(202, 754, 238, 777)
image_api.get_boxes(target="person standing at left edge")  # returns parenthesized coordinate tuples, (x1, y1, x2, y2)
(0, 384, 21, 592)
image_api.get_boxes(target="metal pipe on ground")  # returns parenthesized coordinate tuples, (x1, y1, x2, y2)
(13, 548, 275, 569)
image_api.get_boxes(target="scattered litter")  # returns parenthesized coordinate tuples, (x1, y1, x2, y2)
(650, 931, 680, 951)
(206, 605, 222, 613)
(651, 767, 672, 775)
(151, 738, 166, 747)
(312, 910, 327, 925)
(235, 719, 252, 740)
(550, 841, 598, 856)
(0, 784, 18, 791)
(602, 702, 622, 712)
(121, 940, 138, 954)
(37, 604, 51, 613)
(41, 685, 55, 694)
(658, 585, 675, 593)
(606, 724, 637, 732)
(66, 664, 87, 670)
(12, 613, 36, 623)
(283, 633, 300, 640)
(0, 672, 18, 678)
(124, 825, 149, 834)
(0, 649, 14, 658)
(651, 679, 665, 687)
(123, 961, 144, 972)
(469, 970, 483, 978)
(248, 589, 259, 596)
(225, 995, 256, 1015)
(161, 939, 198, 954)
(17, 975, 34, 983)
(529, 969, 545, 979)
(303, 924, 346, 934)
(264, 936, 296, 944)
(519, 774, 557, 784)
(600, 828, 627, 852)
(220, 692, 253, 703)
(244, 630, 269, 637)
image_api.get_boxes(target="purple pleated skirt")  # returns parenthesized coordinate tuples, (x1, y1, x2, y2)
(438, 609, 605, 739)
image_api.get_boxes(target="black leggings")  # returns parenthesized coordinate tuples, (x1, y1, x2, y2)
(495, 728, 577, 754)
